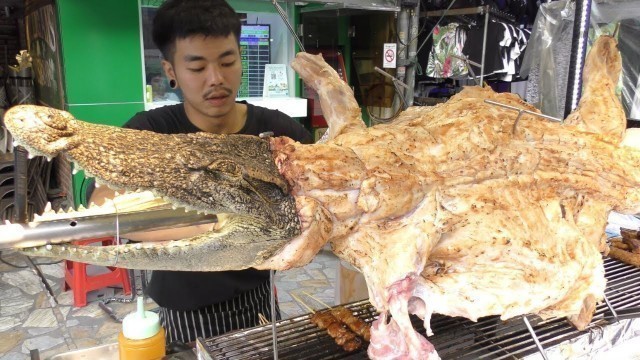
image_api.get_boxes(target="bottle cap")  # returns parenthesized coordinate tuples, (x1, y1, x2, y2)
(122, 296, 161, 340)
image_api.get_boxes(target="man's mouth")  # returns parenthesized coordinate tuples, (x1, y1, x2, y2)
(204, 87, 232, 99)
(205, 94, 230, 106)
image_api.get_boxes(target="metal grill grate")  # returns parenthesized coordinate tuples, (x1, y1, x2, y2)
(201, 258, 640, 359)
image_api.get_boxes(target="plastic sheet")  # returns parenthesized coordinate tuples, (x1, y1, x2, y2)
(521, 0, 640, 120)
(520, 0, 575, 118)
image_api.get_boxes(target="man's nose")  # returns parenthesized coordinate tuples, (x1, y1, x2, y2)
(206, 65, 224, 86)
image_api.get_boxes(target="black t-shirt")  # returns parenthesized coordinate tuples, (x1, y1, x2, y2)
(124, 101, 312, 310)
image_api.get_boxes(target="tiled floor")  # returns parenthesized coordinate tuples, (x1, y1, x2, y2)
(0, 249, 340, 359)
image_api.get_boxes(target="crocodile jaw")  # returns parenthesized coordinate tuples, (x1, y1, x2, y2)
(4, 105, 82, 159)
(4, 105, 303, 271)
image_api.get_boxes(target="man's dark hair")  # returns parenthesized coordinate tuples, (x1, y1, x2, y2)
(152, 0, 241, 62)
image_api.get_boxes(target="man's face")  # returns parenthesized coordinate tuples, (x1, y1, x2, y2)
(163, 34, 242, 121)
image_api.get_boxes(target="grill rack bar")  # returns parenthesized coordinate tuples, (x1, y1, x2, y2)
(202, 258, 640, 359)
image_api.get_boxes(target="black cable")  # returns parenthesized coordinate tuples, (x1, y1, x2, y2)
(396, 0, 433, 52)
(0, 251, 27, 268)
(0, 251, 63, 268)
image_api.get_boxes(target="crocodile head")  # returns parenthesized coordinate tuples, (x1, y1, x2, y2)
(3, 105, 302, 271)
(3, 105, 82, 159)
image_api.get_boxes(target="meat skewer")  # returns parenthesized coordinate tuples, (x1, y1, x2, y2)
(330, 306, 371, 342)
(608, 246, 640, 267)
(302, 291, 372, 342)
(291, 293, 363, 352)
(310, 310, 363, 351)
(620, 228, 640, 254)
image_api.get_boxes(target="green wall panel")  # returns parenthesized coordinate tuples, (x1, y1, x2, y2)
(230, 0, 279, 13)
(58, 0, 143, 105)
(67, 103, 144, 127)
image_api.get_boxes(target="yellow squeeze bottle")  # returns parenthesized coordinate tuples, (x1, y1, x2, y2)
(118, 296, 166, 360)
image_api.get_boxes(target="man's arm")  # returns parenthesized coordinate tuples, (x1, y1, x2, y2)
(89, 184, 215, 242)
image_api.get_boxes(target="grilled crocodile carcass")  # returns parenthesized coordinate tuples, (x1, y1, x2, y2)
(4, 36, 640, 359)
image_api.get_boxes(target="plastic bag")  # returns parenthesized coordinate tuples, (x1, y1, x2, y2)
(522, 0, 640, 119)
(520, 0, 575, 118)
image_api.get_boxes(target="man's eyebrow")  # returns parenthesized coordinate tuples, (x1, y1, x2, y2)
(217, 50, 236, 59)
(183, 54, 206, 62)
(183, 50, 236, 63)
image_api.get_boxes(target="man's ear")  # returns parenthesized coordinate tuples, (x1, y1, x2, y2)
(162, 60, 176, 82)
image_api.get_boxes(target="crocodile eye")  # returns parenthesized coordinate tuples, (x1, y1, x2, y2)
(208, 159, 241, 176)
(220, 161, 240, 175)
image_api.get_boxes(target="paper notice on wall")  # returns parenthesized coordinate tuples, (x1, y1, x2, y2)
(383, 43, 397, 69)
(263, 64, 289, 97)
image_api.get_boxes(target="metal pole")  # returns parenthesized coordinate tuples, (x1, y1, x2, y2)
(522, 316, 549, 360)
(0, 209, 217, 249)
(397, 8, 410, 84)
(405, 1, 420, 106)
(270, 269, 279, 360)
(564, 0, 593, 117)
(272, 0, 305, 53)
(480, 7, 489, 87)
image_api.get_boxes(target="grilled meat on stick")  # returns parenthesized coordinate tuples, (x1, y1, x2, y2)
(4, 36, 640, 359)
(309, 310, 363, 352)
(330, 306, 371, 342)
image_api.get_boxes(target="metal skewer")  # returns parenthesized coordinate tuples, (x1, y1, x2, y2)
(450, 54, 481, 86)
(271, 0, 305, 52)
(484, 99, 563, 134)
(374, 66, 411, 91)
(0, 209, 217, 249)
(269, 269, 279, 360)
(374, 66, 411, 110)
(603, 293, 619, 323)
(522, 315, 549, 360)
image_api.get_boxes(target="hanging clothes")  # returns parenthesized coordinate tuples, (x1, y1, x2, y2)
(461, 20, 507, 78)
(500, 24, 531, 81)
(426, 23, 468, 78)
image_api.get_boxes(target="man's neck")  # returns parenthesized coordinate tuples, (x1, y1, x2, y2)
(185, 103, 247, 134)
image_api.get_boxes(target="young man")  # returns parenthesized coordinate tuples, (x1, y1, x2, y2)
(91, 0, 312, 344)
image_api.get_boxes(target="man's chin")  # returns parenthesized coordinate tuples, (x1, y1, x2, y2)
(191, 100, 234, 118)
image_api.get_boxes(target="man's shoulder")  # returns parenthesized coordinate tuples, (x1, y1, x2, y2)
(125, 104, 186, 133)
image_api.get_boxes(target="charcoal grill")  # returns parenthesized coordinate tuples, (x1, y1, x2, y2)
(200, 258, 640, 359)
